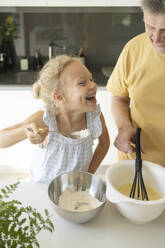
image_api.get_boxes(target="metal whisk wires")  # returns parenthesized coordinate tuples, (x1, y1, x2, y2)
(129, 127, 149, 201)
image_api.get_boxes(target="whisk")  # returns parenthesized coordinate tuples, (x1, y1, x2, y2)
(129, 127, 149, 201)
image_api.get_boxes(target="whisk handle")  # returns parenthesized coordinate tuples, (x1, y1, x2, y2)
(135, 127, 142, 171)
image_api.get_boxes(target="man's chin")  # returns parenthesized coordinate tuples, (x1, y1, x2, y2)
(154, 45, 165, 54)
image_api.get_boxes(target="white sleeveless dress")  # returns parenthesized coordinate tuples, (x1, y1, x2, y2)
(30, 104, 102, 183)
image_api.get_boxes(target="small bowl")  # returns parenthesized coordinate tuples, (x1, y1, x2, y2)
(105, 160, 165, 225)
(48, 171, 107, 223)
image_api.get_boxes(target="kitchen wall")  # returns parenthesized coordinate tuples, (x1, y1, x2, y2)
(0, 7, 144, 69)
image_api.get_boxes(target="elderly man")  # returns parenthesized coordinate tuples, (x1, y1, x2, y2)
(107, 0, 165, 166)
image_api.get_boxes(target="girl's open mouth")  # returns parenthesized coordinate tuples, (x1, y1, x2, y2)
(85, 95, 97, 105)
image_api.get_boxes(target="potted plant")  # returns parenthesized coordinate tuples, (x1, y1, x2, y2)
(0, 15, 17, 71)
(0, 182, 54, 248)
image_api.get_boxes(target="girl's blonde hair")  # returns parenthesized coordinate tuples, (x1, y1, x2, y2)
(32, 55, 80, 113)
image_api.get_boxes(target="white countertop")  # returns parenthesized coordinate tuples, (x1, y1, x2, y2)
(0, 85, 106, 91)
(0, 180, 165, 248)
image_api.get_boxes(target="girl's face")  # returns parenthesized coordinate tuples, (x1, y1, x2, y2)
(60, 60, 98, 112)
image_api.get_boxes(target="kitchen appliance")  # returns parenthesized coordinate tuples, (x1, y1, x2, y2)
(48, 40, 66, 59)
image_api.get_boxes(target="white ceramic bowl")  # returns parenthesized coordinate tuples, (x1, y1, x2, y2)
(105, 160, 165, 225)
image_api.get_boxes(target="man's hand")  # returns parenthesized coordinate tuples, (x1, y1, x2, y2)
(114, 126, 145, 154)
(114, 126, 136, 154)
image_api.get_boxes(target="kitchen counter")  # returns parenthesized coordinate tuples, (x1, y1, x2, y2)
(0, 67, 109, 86)
(0, 179, 165, 248)
(0, 71, 38, 85)
(0, 84, 106, 91)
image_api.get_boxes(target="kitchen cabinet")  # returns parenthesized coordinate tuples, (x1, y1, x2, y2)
(47, 0, 140, 6)
(0, 86, 117, 174)
(0, 86, 39, 174)
(0, 0, 140, 6)
(0, 0, 47, 6)
(47, 0, 107, 6)
(105, 0, 140, 6)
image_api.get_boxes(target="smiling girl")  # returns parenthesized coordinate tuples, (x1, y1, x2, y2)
(0, 55, 110, 183)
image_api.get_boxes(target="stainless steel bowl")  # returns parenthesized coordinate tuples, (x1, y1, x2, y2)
(48, 171, 107, 223)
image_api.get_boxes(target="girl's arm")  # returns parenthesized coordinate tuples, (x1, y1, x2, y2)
(88, 112, 110, 174)
(0, 111, 46, 148)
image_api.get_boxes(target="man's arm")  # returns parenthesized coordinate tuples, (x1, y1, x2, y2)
(111, 95, 136, 154)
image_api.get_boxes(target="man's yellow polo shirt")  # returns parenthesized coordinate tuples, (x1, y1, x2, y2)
(107, 33, 165, 167)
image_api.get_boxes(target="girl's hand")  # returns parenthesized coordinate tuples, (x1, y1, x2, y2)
(25, 124, 49, 144)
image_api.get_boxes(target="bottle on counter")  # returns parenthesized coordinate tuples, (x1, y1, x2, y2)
(48, 41, 54, 60)
(33, 50, 43, 71)
(20, 57, 29, 71)
(0, 53, 7, 73)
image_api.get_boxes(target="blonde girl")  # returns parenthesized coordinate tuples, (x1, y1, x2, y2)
(0, 55, 110, 183)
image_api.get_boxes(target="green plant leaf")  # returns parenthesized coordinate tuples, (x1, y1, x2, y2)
(0, 182, 55, 247)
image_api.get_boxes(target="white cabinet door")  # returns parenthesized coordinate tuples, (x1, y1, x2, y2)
(0, 0, 13, 6)
(0, 0, 47, 6)
(47, 0, 140, 6)
(0, 87, 39, 172)
(47, 0, 106, 6)
(105, 0, 140, 6)
(0, 0, 140, 6)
